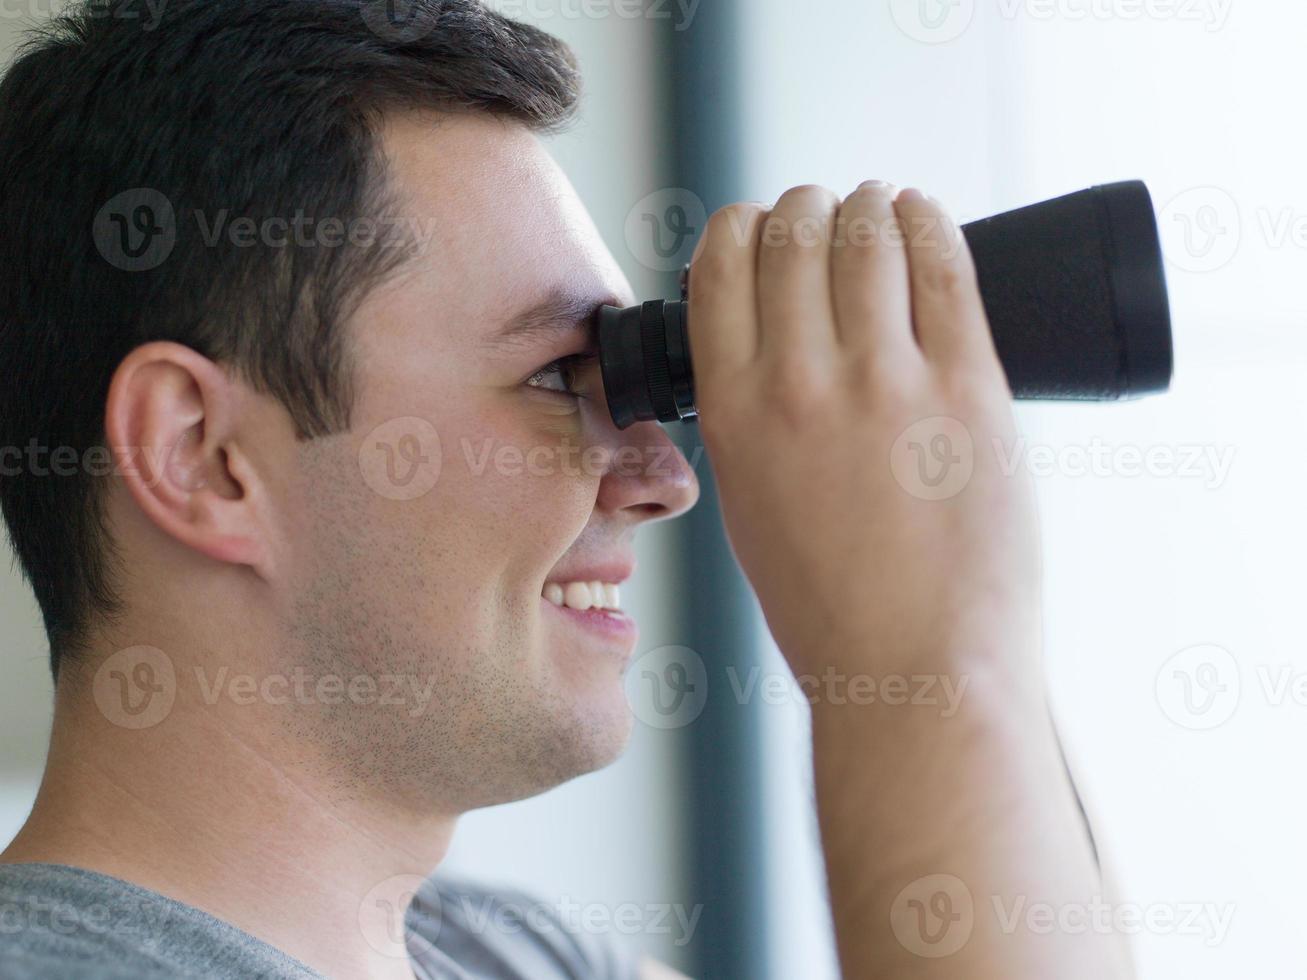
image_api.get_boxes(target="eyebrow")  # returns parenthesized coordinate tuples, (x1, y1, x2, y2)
(484, 286, 624, 353)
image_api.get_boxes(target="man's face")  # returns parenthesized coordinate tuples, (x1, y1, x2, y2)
(285, 111, 699, 811)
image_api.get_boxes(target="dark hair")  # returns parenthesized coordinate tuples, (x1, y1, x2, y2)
(0, 0, 580, 679)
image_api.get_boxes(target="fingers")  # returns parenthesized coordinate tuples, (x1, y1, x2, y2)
(756, 184, 841, 364)
(688, 184, 1002, 407)
(685, 202, 768, 387)
(891, 188, 1002, 372)
(831, 180, 917, 364)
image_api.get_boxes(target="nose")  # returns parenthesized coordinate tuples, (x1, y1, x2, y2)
(592, 417, 700, 524)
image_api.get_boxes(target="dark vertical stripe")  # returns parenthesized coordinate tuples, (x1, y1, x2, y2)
(659, 5, 773, 978)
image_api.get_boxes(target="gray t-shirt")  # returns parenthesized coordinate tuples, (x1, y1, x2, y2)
(0, 862, 643, 979)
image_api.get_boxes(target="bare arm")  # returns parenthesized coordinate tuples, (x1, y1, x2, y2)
(685, 182, 1132, 978)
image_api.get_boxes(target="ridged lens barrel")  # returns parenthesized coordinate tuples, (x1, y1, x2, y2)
(598, 298, 695, 430)
(598, 180, 1174, 430)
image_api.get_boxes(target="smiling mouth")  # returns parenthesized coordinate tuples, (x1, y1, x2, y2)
(542, 580, 622, 612)
(541, 586, 637, 650)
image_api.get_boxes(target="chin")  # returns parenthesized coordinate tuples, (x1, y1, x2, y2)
(546, 677, 636, 779)
(439, 664, 634, 813)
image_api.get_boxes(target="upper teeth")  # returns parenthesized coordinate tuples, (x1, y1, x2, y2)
(544, 581, 621, 611)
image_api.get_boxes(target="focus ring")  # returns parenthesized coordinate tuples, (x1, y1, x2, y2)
(640, 301, 676, 421)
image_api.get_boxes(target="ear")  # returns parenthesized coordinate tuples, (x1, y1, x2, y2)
(104, 341, 274, 574)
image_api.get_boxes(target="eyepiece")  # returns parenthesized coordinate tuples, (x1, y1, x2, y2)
(598, 298, 695, 429)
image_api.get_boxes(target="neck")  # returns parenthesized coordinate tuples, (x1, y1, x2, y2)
(2, 650, 457, 980)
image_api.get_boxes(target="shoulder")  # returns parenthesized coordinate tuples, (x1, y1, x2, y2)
(0, 862, 318, 980)
(0, 862, 173, 978)
(0, 948, 162, 980)
(412, 873, 650, 980)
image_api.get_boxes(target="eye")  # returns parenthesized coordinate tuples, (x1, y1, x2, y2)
(524, 351, 598, 399)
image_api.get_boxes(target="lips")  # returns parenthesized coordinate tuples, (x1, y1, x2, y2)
(544, 558, 635, 589)
(543, 595, 638, 647)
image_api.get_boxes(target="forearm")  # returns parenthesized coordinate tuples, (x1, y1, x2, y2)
(810, 649, 1134, 980)
(681, 181, 1127, 978)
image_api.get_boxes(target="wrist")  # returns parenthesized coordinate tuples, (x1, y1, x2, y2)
(805, 642, 1053, 747)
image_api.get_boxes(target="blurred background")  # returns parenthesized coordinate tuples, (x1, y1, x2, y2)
(4, 1, 1307, 978)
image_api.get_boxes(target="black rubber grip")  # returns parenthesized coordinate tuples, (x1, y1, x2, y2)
(960, 180, 1172, 399)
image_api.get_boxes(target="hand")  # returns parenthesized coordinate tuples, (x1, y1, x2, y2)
(686, 185, 1129, 980)
(686, 182, 1040, 678)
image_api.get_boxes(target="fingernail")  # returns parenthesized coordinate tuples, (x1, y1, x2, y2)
(897, 187, 927, 203)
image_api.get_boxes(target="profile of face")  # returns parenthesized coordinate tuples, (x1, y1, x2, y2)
(275, 111, 700, 812)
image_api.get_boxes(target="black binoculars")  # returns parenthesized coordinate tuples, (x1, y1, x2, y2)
(599, 180, 1174, 429)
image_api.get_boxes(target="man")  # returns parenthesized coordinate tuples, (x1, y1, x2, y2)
(0, 0, 1125, 977)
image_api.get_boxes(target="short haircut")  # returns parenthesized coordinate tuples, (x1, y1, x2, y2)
(0, 0, 581, 679)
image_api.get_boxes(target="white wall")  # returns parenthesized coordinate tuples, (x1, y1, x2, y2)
(734, 2, 1307, 978)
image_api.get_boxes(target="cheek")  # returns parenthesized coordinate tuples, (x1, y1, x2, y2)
(435, 409, 602, 559)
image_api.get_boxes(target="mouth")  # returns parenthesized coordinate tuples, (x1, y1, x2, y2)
(542, 579, 623, 612)
(541, 563, 637, 647)
(541, 554, 635, 612)
(542, 595, 637, 644)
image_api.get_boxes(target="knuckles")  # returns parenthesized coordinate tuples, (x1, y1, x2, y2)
(706, 201, 769, 248)
(763, 357, 835, 426)
(699, 358, 834, 437)
(915, 260, 965, 296)
(776, 183, 841, 209)
(745, 188, 839, 263)
(910, 254, 979, 300)
(690, 203, 770, 284)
